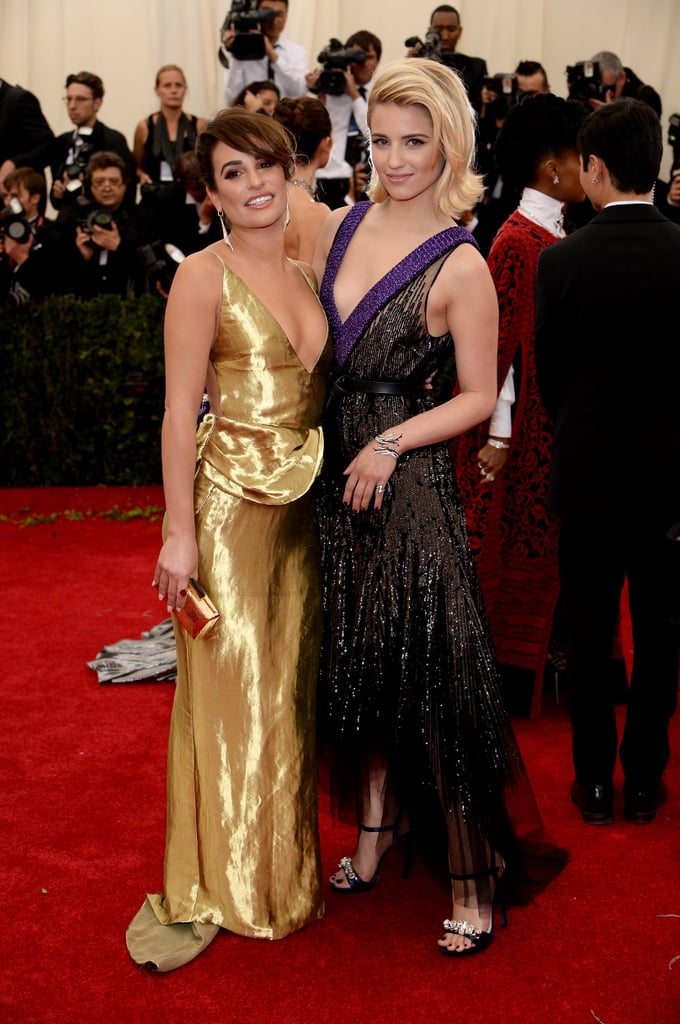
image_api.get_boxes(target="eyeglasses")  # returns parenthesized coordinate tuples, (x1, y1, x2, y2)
(91, 176, 124, 188)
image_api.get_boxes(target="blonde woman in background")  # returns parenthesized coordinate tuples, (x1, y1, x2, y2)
(133, 64, 207, 185)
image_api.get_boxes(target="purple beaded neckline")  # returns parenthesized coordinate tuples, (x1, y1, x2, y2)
(320, 202, 477, 367)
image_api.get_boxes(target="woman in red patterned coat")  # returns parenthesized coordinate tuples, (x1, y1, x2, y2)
(451, 94, 588, 716)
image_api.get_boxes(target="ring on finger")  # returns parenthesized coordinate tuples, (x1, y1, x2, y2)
(486, 472, 495, 482)
(376, 484, 385, 493)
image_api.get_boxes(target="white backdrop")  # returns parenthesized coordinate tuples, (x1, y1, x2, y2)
(2, 0, 679, 174)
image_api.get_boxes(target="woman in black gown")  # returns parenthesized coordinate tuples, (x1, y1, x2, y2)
(313, 59, 544, 956)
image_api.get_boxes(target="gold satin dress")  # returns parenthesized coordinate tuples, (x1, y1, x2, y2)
(145, 253, 331, 948)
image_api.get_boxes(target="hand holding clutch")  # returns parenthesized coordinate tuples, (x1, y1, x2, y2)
(174, 578, 219, 639)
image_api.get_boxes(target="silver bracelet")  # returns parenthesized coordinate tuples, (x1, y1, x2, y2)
(373, 430, 402, 461)
(487, 438, 510, 450)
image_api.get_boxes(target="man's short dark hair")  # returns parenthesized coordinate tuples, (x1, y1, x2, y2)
(577, 97, 662, 193)
(515, 60, 548, 85)
(430, 5, 460, 21)
(65, 72, 104, 101)
(4, 167, 47, 204)
(345, 30, 382, 62)
(85, 151, 127, 184)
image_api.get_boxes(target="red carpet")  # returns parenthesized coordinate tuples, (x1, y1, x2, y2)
(1, 487, 678, 1024)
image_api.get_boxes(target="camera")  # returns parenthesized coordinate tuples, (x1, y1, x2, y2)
(566, 61, 611, 103)
(313, 39, 367, 96)
(73, 196, 114, 235)
(219, 1, 277, 64)
(137, 240, 186, 295)
(668, 113, 680, 156)
(404, 30, 443, 63)
(483, 73, 520, 118)
(59, 137, 95, 198)
(0, 197, 34, 245)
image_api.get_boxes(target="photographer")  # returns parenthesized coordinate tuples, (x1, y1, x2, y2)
(222, 0, 308, 106)
(407, 6, 487, 112)
(49, 72, 136, 211)
(140, 150, 221, 259)
(310, 31, 381, 210)
(568, 52, 661, 116)
(0, 169, 65, 304)
(58, 151, 154, 299)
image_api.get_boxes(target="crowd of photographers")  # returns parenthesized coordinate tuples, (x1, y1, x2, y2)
(1, 1, 679, 307)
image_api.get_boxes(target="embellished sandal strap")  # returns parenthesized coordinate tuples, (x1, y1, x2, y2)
(442, 918, 483, 940)
(338, 856, 360, 885)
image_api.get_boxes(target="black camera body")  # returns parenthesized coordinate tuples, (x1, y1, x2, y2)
(220, 1, 277, 63)
(314, 39, 367, 96)
(566, 61, 611, 103)
(404, 31, 443, 63)
(59, 137, 95, 199)
(0, 197, 34, 245)
(74, 196, 114, 235)
(668, 113, 680, 156)
(137, 240, 186, 295)
(483, 73, 520, 118)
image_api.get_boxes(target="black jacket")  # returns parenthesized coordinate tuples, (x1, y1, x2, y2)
(535, 202, 680, 522)
(0, 81, 54, 169)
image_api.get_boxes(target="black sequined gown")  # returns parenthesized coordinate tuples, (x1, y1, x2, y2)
(317, 203, 527, 892)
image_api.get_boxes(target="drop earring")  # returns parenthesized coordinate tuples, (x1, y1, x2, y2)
(283, 201, 291, 230)
(217, 208, 233, 251)
(553, 174, 560, 185)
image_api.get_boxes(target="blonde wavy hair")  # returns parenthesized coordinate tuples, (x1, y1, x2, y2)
(367, 58, 483, 217)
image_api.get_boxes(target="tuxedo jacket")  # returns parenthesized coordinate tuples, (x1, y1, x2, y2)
(535, 203, 680, 524)
(444, 53, 487, 111)
(0, 81, 54, 169)
(49, 120, 136, 206)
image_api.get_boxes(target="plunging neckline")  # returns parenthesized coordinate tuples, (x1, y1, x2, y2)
(331, 228, 464, 329)
(325, 203, 468, 330)
(221, 256, 329, 375)
(321, 202, 474, 368)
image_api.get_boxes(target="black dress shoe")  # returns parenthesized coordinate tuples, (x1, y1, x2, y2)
(570, 781, 614, 825)
(623, 781, 667, 824)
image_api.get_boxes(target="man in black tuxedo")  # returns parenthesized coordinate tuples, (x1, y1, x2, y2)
(428, 6, 487, 112)
(49, 71, 136, 210)
(0, 78, 54, 187)
(535, 99, 680, 826)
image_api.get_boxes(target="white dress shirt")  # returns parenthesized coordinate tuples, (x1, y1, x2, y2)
(316, 88, 369, 183)
(223, 36, 308, 104)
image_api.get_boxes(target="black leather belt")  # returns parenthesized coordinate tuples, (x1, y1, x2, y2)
(331, 374, 426, 396)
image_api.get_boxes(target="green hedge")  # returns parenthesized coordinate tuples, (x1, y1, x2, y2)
(1, 294, 166, 486)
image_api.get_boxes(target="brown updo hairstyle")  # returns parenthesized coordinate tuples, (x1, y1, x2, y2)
(196, 108, 296, 191)
(273, 96, 331, 164)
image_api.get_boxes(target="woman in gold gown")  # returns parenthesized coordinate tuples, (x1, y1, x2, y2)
(126, 109, 331, 971)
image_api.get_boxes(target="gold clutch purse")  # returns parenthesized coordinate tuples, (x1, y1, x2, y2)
(174, 578, 219, 639)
